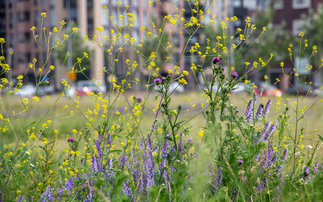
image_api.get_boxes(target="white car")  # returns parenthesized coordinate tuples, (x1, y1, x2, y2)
(14, 83, 35, 97)
(75, 80, 106, 94)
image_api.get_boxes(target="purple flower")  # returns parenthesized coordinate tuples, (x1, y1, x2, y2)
(64, 178, 74, 194)
(161, 77, 166, 82)
(255, 104, 264, 121)
(120, 155, 127, 170)
(137, 97, 142, 102)
(245, 100, 253, 124)
(264, 99, 272, 117)
(237, 159, 244, 164)
(232, 71, 238, 77)
(123, 181, 133, 198)
(304, 166, 310, 174)
(276, 165, 282, 172)
(212, 57, 222, 64)
(281, 148, 287, 162)
(178, 133, 183, 152)
(91, 155, 100, 174)
(68, 137, 74, 142)
(187, 138, 194, 143)
(154, 79, 161, 83)
(39, 185, 54, 202)
(264, 122, 277, 141)
(96, 140, 102, 159)
(256, 122, 270, 143)
(16, 195, 24, 202)
(161, 139, 169, 158)
(254, 153, 260, 162)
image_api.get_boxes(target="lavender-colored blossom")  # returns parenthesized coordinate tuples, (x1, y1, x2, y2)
(85, 182, 94, 202)
(232, 71, 238, 77)
(68, 137, 74, 142)
(253, 92, 258, 102)
(313, 161, 319, 173)
(123, 181, 133, 198)
(212, 57, 222, 64)
(107, 158, 114, 179)
(281, 148, 287, 162)
(271, 155, 277, 163)
(259, 88, 264, 96)
(178, 133, 183, 152)
(106, 134, 112, 149)
(91, 155, 100, 174)
(65, 178, 74, 194)
(237, 159, 244, 164)
(120, 155, 127, 170)
(15, 195, 24, 202)
(96, 140, 102, 159)
(263, 99, 272, 117)
(276, 165, 282, 172)
(161, 139, 169, 158)
(154, 78, 161, 83)
(264, 122, 277, 141)
(81, 158, 84, 167)
(304, 166, 310, 174)
(58, 187, 63, 200)
(39, 185, 55, 202)
(254, 153, 260, 162)
(256, 122, 270, 143)
(164, 169, 170, 191)
(255, 104, 263, 121)
(98, 130, 102, 141)
(245, 100, 253, 124)
(187, 138, 194, 143)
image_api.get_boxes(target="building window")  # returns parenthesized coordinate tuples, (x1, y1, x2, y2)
(17, 33, 22, 43)
(9, 13, 13, 29)
(112, 0, 117, 6)
(50, 8, 55, 26)
(34, 0, 38, 6)
(173, 33, 179, 48)
(293, 0, 310, 9)
(133, 10, 138, 27)
(274, 0, 284, 9)
(292, 19, 304, 35)
(9, 0, 13, 8)
(34, 11, 39, 27)
(10, 34, 14, 48)
(42, 0, 46, 6)
(143, 12, 148, 26)
(17, 12, 21, 23)
(132, 0, 138, 7)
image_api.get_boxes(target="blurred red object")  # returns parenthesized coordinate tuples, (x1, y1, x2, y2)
(75, 86, 92, 96)
(254, 82, 282, 97)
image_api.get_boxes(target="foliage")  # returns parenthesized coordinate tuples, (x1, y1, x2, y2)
(0, 1, 323, 201)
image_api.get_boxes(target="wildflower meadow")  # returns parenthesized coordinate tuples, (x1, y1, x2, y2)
(1, 0, 323, 201)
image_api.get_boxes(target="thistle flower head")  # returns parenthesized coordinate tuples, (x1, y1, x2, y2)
(232, 71, 238, 77)
(68, 137, 74, 142)
(212, 57, 222, 64)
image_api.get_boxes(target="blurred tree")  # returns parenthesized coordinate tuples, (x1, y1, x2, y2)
(55, 31, 93, 77)
(244, 6, 296, 81)
(302, 4, 323, 67)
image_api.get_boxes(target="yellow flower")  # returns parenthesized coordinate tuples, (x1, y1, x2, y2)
(49, 65, 55, 70)
(264, 75, 268, 80)
(0, 38, 5, 43)
(32, 96, 39, 101)
(182, 70, 189, 75)
(41, 12, 47, 18)
(72, 27, 78, 32)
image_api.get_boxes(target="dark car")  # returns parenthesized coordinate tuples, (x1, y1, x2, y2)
(286, 84, 314, 95)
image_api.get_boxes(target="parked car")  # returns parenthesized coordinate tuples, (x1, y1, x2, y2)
(232, 82, 247, 93)
(312, 88, 323, 96)
(35, 85, 55, 96)
(286, 84, 314, 95)
(14, 83, 35, 97)
(75, 80, 106, 94)
(75, 86, 92, 96)
(254, 82, 282, 97)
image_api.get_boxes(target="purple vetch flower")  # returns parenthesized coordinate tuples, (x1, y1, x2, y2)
(85, 182, 94, 202)
(91, 155, 100, 174)
(255, 104, 263, 121)
(154, 78, 161, 83)
(39, 185, 55, 202)
(271, 155, 278, 163)
(304, 166, 310, 174)
(106, 134, 112, 149)
(107, 158, 114, 179)
(276, 165, 282, 172)
(253, 92, 258, 102)
(81, 158, 84, 167)
(137, 97, 142, 102)
(15, 195, 24, 202)
(96, 140, 102, 159)
(281, 148, 287, 162)
(68, 137, 74, 142)
(58, 187, 63, 200)
(259, 88, 264, 96)
(232, 71, 238, 77)
(120, 155, 127, 170)
(212, 57, 222, 64)
(245, 100, 253, 124)
(98, 130, 102, 141)
(237, 159, 244, 164)
(161, 77, 166, 82)
(313, 161, 319, 173)
(164, 169, 170, 191)
(123, 181, 133, 198)
(264, 122, 277, 141)
(263, 99, 272, 117)
(161, 138, 169, 158)
(256, 122, 270, 143)
(65, 178, 74, 194)
(254, 153, 260, 162)
(178, 133, 183, 152)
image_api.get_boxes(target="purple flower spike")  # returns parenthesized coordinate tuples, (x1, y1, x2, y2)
(161, 77, 166, 82)
(91, 155, 100, 174)
(304, 166, 310, 174)
(264, 122, 277, 141)
(276, 165, 282, 172)
(154, 79, 161, 83)
(264, 99, 272, 117)
(238, 159, 244, 164)
(281, 148, 287, 161)
(96, 140, 102, 159)
(245, 100, 253, 124)
(232, 71, 238, 77)
(137, 97, 142, 102)
(255, 104, 264, 121)
(68, 137, 74, 142)
(256, 122, 270, 143)
(39, 185, 55, 202)
(212, 57, 222, 64)
(65, 178, 74, 194)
